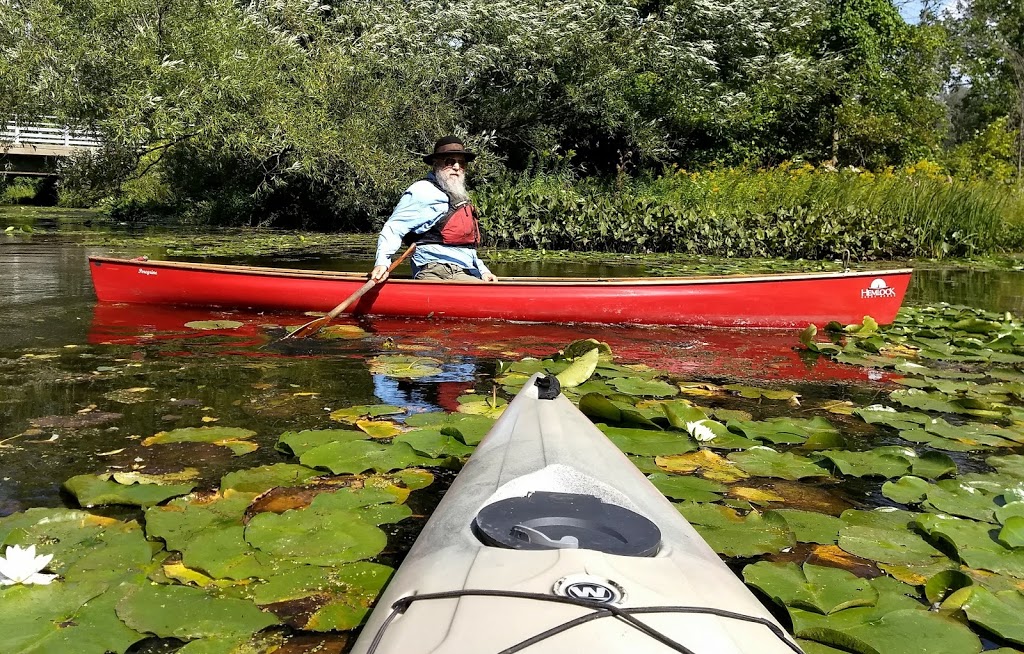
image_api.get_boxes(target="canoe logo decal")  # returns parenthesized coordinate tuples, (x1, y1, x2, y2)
(553, 575, 624, 605)
(861, 278, 895, 299)
(137, 268, 157, 276)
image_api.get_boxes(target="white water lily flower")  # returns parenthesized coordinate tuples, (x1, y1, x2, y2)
(0, 545, 57, 585)
(685, 420, 717, 442)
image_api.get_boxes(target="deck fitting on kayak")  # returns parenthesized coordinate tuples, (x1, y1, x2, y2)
(534, 374, 560, 399)
(472, 491, 662, 557)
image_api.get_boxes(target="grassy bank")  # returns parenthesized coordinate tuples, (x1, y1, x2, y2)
(478, 162, 1024, 260)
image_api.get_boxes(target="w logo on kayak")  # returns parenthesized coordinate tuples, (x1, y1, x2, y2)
(861, 278, 896, 299)
(554, 575, 624, 604)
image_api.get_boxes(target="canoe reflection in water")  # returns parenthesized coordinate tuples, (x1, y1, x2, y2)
(88, 303, 884, 385)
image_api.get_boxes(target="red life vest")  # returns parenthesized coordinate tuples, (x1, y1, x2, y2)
(403, 181, 481, 247)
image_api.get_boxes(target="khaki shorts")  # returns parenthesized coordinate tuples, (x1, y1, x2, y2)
(414, 262, 481, 282)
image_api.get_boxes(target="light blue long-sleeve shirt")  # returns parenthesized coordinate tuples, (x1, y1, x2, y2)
(374, 174, 491, 278)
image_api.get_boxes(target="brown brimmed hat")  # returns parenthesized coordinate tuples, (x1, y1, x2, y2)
(422, 135, 476, 164)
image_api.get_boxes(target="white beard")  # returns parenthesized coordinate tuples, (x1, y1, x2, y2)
(435, 168, 470, 204)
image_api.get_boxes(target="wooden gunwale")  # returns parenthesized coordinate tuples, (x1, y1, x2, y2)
(89, 257, 912, 287)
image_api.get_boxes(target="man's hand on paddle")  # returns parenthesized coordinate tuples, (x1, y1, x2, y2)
(482, 272, 497, 282)
(370, 265, 390, 282)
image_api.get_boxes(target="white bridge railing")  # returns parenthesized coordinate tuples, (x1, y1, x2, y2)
(1, 118, 102, 150)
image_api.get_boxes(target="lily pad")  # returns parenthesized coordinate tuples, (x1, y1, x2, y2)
(300, 440, 439, 474)
(368, 355, 443, 379)
(185, 320, 244, 330)
(328, 405, 405, 424)
(354, 419, 402, 440)
(723, 384, 800, 401)
(676, 503, 795, 557)
(394, 428, 475, 458)
(115, 583, 277, 640)
(143, 427, 258, 456)
(219, 464, 321, 494)
(252, 561, 393, 631)
(648, 473, 726, 502)
(727, 447, 831, 480)
(403, 412, 495, 445)
(608, 377, 679, 397)
(598, 425, 696, 456)
(0, 582, 146, 654)
(555, 347, 600, 387)
(960, 587, 1024, 646)
(768, 509, 844, 545)
(655, 449, 750, 483)
(275, 429, 367, 456)
(243, 488, 410, 566)
(814, 448, 914, 479)
(743, 561, 878, 614)
(915, 514, 1024, 578)
(63, 474, 195, 508)
(790, 592, 981, 654)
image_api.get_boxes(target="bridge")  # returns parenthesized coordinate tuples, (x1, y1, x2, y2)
(1, 119, 102, 176)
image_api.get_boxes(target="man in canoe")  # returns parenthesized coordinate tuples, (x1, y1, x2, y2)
(370, 135, 498, 283)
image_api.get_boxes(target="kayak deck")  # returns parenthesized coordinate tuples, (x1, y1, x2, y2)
(350, 375, 801, 653)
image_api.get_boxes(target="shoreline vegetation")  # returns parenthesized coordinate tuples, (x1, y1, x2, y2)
(5, 161, 1024, 262)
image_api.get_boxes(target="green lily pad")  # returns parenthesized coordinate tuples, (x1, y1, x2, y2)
(63, 474, 195, 507)
(182, 525, 281, 580)
(394, 428, 476, 458)
(300, 440, 439, 474)
(185, 320, 244, 330)
(922, 479, 999, 523)
(555, 347, 600, 387)
(989, 455, 1024, 480)
(767, 509, 844, 545)
(915, 514, 1024, 578)
(790, 592, 981, 654)
(855, 405, 932, 430)
(648, 473, 726, 502)
(836, 509, 945, 566)
(368, 355, 443, 379)
(145, 491, 257, 552)
(456, 394, 507, 418)
(727, 447, 831, 480)
(608, 377, 679, 397)
(562, 339, 612, 360)
(251, 561, 393, 631)
(1000, 517, 1024, 549)
(924, 569, 974, 605)
(996, 501, 1024, 525)
(244, 488, 410, 566)
(275, 429, 367, 456)
(115, 583, 278, 640)
(143, 427, 258, 456)
(0, 508, 154, 583)
(911, 451, 958, 479)
(676, 503, 795, 557)
(403, 413, 495, 445)
(328, 405, 405, 424)
(219, 464, 321, 494)
(814, 448, 914, 479)
(960, 587, 1024, 646)
(723, 384, 800, 401)
(882, 476, 932, 505)
(0, 581, 146, 654)
(598, 425, 696, 456)
(743, 561, 878, 614)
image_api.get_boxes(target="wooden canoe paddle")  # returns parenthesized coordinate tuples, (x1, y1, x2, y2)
(281, 245, 416, 340)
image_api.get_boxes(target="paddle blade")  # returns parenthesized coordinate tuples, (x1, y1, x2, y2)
(282, 315, 329, 340)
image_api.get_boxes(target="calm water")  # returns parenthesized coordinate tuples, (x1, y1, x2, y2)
(2, 229, 1023, 516)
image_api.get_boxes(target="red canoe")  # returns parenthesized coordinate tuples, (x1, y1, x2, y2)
(88, 256, 912, 328)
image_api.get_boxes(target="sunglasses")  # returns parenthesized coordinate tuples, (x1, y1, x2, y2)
(441, 157, 467, 168)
